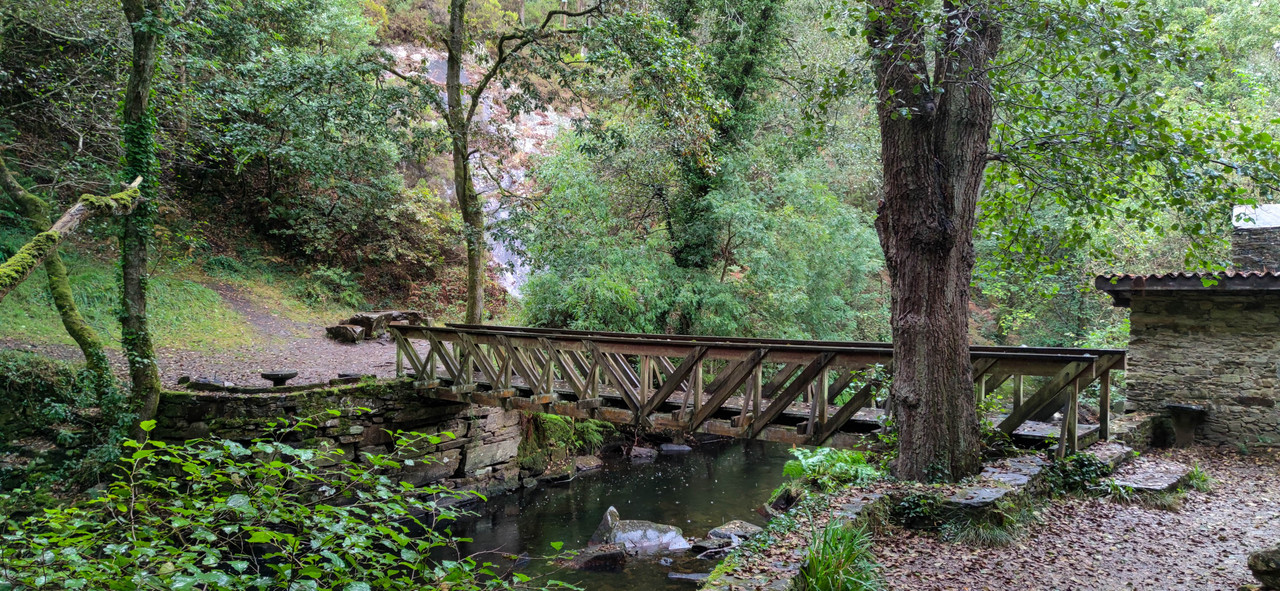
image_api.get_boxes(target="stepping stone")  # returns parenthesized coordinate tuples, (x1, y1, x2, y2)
(709, 520, 765, 540)
(948, 486, 1012, 509)
(1081, 441, 1135, 471)
(668, 572, 710, 583)
(1110, 457, 1190, 492)
(980, 455, 1048, 487)
(835, 492, 884, 520)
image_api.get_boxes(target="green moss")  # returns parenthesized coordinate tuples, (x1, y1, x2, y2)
(0, 230, 61, 294)
(79, 187, 140, 212)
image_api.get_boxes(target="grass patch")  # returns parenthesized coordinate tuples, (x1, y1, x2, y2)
(794, 522, 882, 591)
(0, 232, 360, 351)
(0, 260, 253, 351)
(1186, 462, 1213, 492)
(940, 500, 1040, 548)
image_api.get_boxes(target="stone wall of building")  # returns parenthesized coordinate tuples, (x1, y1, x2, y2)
(1232, 226, 1280, 270)
(154, 378, 524, 494)
(1127, 295, 1280, 448)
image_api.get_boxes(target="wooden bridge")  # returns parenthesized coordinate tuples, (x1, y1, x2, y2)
(390, 324, 1125, 453)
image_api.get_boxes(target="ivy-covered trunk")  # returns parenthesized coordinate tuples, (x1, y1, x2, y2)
(868, 0, 1001, 482)
(447, 0, 485, 325)
(0, 162, 110, 379)
(121, 0, 164, 430)
(0, 156, 136, 382)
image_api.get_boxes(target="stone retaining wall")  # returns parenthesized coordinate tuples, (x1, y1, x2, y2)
(1232, 226, 1280, 271)
(1127, 295, 1280, 448)
(155, 378, 524, 494)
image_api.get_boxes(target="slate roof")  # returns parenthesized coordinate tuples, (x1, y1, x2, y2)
(1094, 271, 1280, 307)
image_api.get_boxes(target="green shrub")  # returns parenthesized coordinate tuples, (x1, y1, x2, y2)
(793, 522, 881, 591)
(1041, 453, 1113, 495)
(0, 351, 131, 494)
(202, 254, 248, 278)
(782, 447, 882, 492)
(297, 265, 366, 309)
(888, 492, 948, 530)
(0, 415, 557, 590)
(518, 413, 615, 470)
(0, 351, 85, 441)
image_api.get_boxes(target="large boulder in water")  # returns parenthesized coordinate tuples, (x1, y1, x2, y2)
(1250, 544, 1280, 589)
(589, 506, 691, 553)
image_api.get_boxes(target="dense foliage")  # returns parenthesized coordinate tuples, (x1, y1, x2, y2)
(0, 416, 560, 590)
(0, 0, 456, 297)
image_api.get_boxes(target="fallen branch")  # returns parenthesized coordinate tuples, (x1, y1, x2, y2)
(0, 177, 142, 302)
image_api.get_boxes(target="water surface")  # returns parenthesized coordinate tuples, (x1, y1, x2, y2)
(440, 440, 795, 590)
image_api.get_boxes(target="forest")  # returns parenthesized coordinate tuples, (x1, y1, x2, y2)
(1, 0, 1280, 589)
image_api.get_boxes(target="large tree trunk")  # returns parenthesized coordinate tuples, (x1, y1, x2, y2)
(0, 156, 136, 380)
(121, 0, 164, 432)
(447, 0, 486, 324)
(868, 0, 1001, 482)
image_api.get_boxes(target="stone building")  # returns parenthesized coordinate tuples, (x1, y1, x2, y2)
(1096, 205, 1280, 449)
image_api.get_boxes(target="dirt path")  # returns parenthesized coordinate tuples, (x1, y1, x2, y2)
(1, 283, 398, 389)
(876, 447, 1280, 591)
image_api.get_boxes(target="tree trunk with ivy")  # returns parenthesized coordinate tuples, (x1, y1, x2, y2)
(0, 155, 138, 381)
(868, 0, 1001, 482)
(446, 0, 486, 325)
(121, 0, 164, 431)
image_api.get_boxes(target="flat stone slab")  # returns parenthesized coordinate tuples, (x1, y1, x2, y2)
(1082, 441, 1134, 471)
(980, 455, 1048, 487)
(1110, 457, 1190, 492)
(948, 486, 1012, 509)
(709, 520, 764, 540)
(668, 572, 710, 583)
(835, 492, 884, 520)
(1013, 420, 1099, 441)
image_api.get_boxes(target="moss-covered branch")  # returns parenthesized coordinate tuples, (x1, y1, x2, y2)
(0, 177, 142, 302)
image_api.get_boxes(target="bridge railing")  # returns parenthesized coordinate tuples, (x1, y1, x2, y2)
(391, 324, 1124, 454)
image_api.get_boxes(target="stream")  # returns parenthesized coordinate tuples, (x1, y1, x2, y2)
(438, 440, 796, 590)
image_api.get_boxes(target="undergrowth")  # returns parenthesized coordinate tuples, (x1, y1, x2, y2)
(0, 351, 133, 510)
(794, 522, 882, 591)
(780, 447, 883, 493)
(517, 413, 615, 473)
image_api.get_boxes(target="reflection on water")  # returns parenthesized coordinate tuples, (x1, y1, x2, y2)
(438, 440, 796, 591)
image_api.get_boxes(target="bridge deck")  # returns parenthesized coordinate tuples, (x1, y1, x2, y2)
(391, 324, 1124, 454)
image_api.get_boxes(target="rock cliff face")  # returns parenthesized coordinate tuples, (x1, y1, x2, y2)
(155, 379, 524, 495)
(381, 44, 578, 295)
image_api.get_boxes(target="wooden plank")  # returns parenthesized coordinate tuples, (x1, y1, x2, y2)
(1099, 370, 1112, 441)
(425, 331, 462, 381)
(460, 333, 502, 386)
(983, 372, 1013, 395)
(761, 362, 803, 400)
(972, 358, 999, 382)
(811, 376, 883, 445)
(639, 347, 708, 419)
(826, 369, 857, 404)
(499, 336, 544, 397)
(586, 341, 642, 412)
(1028, 354, 1122, 422)
(748, 352, 835, 439)
(997, 361, 1092, 434)
(688, 348, 768, 431)
(639, 355, 652, 407)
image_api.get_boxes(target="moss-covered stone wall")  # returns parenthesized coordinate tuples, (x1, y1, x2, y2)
(155, 378, 523, 494)
(1127, 295, 1280, 448)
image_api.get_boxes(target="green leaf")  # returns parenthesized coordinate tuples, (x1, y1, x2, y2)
(139, 420, 157, 432)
